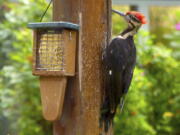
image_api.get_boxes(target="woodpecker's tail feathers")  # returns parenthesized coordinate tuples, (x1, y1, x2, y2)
(100, 97, 116, 132)
(100, 111, 115, 132)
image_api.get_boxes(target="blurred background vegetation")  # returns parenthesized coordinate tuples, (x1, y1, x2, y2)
(0, 0, 179, 135)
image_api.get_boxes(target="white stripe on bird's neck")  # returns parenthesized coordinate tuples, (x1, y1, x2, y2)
(118, 22, 140, 39)
(118, 28, 137, 39)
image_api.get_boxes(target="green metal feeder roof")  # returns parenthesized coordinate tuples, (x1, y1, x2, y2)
(28, 22, 79, 30)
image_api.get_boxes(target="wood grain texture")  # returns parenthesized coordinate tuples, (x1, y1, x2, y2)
(64, 30, 77, 76)
(53, 0, 112, 135)
(32, 30, 38, 75)
(40, 76, 67, 121)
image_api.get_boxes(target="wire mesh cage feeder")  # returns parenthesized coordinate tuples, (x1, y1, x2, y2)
(28, 22, 79, 76)
(28, 22, 79, 121)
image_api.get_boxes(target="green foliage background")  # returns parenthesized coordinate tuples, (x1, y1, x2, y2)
(0, 0, 52, 135)
(0, 1, 179, 135)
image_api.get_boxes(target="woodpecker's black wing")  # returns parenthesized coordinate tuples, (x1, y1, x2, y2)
(103, 37, 129, 110)
(101, 36, 136, 132)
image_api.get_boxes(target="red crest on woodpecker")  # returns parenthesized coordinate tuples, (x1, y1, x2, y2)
(126, 11, 147, 24)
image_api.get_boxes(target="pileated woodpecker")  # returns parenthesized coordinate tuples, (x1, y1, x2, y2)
(101, 10, 147, 132)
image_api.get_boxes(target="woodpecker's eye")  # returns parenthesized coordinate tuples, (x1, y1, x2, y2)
(128, 14, 140, 23)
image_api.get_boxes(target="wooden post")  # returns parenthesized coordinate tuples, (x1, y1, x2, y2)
(53, 0, 112, 135)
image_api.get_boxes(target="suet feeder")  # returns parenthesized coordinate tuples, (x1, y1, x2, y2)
(28, 22, 79, 121)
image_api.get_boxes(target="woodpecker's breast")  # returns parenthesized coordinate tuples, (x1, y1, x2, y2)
(104, 36, 136, 71)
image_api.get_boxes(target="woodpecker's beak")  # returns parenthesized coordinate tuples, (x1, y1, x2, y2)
(112, 9, 130, 22)
(112, 9, 125, 16)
